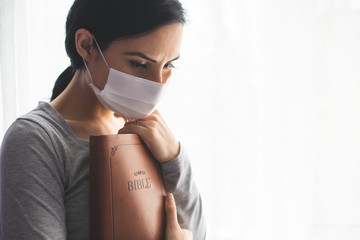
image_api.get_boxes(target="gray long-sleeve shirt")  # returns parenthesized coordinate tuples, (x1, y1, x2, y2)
(0, 102, 206, 240)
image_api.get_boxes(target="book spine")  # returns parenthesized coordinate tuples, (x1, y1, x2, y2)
(90, 137, 113, 240)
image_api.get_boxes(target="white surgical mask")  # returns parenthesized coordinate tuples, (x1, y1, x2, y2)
(83, 38, 168, 120)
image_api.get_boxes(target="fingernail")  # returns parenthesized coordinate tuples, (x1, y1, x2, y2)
(167, 193, 174, 203)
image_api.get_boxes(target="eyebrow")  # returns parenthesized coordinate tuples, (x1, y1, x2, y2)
(124, 52, 180, 63)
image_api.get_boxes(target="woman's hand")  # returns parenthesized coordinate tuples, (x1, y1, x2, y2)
(165, 193, 193, 240)
(118, 110, 180, 163)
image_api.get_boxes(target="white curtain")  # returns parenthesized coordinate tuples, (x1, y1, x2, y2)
(1, 0, 360, 239)
(0, 0, 73, 139)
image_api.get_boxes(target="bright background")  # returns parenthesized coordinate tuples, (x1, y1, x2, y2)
(1, 0, 360, 239)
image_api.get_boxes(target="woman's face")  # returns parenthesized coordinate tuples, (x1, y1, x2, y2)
(87, 23, 183, 89)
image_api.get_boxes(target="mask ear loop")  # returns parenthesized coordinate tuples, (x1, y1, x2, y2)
(82, 58, 95, 85)
(93, 37, 110, 70)
(91, 37, 130, 123)
(82, 36, 110, 86)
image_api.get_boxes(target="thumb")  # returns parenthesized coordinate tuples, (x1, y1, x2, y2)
(165, 193, 180, 229)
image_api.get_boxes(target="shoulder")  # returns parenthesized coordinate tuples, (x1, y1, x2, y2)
(0, 102, 72, 165)
(1, 102, 89, 166)
(2, 102, 79, 148)
(2, 103, 58, 147)
(1, 114, 56, 166)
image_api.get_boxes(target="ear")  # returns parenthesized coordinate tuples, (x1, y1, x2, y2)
(75, 29, 95, 62)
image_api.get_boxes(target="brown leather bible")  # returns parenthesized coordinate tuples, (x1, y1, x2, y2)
(90, 134, 166, 240)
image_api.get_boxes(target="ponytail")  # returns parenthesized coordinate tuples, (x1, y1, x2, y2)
(51, 66, 75, 101)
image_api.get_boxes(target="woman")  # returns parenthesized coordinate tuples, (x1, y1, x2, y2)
(0, 0, 206, 239)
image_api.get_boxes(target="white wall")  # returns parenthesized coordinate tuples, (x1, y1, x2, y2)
(160, 0, 360, 239)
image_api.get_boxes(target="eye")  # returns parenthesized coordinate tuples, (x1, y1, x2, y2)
(164, 63, 176, 69)
(130, 61, 147, 68)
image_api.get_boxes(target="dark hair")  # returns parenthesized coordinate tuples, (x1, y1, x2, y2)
(51, 0, 186, 101)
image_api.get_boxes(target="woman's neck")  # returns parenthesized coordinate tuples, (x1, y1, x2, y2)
(50, 69, 126, 139)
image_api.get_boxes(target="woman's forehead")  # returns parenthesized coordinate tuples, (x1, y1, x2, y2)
(107, 23, 183, 60)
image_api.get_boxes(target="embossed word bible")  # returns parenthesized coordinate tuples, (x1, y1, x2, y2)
(90, 134, 166, 240)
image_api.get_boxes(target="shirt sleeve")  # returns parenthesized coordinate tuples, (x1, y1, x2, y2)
(0, 119, 66, 240)
(161, 143, 206, 240)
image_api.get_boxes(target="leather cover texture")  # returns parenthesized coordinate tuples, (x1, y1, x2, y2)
(90, 134, 166, 240)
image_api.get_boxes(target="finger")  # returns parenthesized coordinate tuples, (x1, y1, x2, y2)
(141, 114, 162, 124)
(117, 123, 147, 135)
(183, 229, 193, 239)
(165, 193, 180, 229)
(123, 111, 164, 131)
(125, 119, 157, 128)
(120, 120, 160, 141)
(118, 123, 161, 148)
(123, 119, 140, 127)
(123, 117, 159, 131)
(150, 109, 162, 119)
(139, 109, 164, 122)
